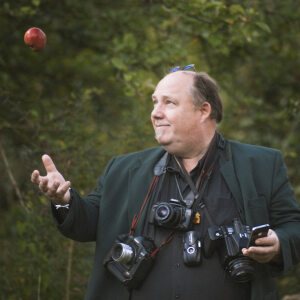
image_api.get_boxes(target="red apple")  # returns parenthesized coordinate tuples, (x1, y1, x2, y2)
(24, 27, 47, 51)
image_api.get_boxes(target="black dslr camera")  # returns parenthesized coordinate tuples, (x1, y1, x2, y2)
(103, 234, 156, 289)
(150, 198, 193, 230)
(204, 218, 255, 283)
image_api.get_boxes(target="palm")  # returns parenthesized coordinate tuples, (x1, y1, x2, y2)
(31, 155, 71, 204)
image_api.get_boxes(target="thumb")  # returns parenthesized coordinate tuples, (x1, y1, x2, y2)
(42, 154, 58, 173)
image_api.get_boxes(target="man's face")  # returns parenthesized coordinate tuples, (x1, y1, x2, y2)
(151, 72, 204, 156)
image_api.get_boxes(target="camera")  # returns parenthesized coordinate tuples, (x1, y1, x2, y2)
(103, 234, 156, 289)
(204, 218, 255, 283)
(183, 231, 202, 266)
(150, 198, 193, 230)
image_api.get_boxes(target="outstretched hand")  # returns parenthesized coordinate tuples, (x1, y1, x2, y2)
(242, 229, 281, 264)
(31, 154, 71, 204)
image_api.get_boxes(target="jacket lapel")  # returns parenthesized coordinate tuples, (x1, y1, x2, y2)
(220, 159, 244, 215)
(127, 148, 165, 235)
(220, 141, 261, 225)
(220, 142, 245, 217)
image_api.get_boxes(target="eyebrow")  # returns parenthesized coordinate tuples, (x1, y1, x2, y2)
(152, 94, 174, 100)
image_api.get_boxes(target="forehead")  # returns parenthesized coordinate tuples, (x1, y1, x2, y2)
(153, 72, 194, 98)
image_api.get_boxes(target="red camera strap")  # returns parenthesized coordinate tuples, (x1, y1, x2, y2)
(150, 231, 174, 258)
(129, 175, 159, 235)
(129, 175, 174, 256)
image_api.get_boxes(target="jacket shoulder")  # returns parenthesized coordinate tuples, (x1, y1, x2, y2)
(116, 147, 164, 161)
(228, 140, 281, 158)
(106, 147, 165, 172)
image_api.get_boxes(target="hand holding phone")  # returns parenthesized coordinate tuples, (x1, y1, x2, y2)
(247, 224, 270, 248)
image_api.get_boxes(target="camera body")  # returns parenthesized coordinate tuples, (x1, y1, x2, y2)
(150, 198, 193, 230)
(204, 218, 255, 283)
(183, 231, 202, 266)
(103, 234, 156, 289)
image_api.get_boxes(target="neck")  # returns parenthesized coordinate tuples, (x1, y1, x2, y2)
(181, 129, 216, 173)
(181, 158, 201, 173)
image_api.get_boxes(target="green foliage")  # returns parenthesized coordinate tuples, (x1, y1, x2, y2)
(0, 0, 299, 298)
(0, 197, 92, 299)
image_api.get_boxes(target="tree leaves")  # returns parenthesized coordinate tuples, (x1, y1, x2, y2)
(0, 0, 299, 298)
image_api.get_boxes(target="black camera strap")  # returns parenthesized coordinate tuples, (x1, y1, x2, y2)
(174, 133, 220, 227)
(174, 156, 217, 227)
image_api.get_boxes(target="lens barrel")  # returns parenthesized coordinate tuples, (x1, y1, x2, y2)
(226, 257, 255, 283)
(155, 203, 181, 226)
(156, 205, 171, 221)
(112, 243, 134, 264)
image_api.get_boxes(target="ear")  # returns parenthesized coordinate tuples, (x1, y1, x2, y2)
(198, 101, 212, 121)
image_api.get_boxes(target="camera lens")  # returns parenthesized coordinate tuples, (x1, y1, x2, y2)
(226, 257, 254, 283)
(154, 203, 182, 227)
(112, 243, 134, 264)
(156, 205, 171, 221)
(187, 246, 195, 254)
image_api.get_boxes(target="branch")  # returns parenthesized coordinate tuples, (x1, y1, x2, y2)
(0, 140, 29, 212)
(65, 240, 74, 300)
(37, 272, 41, 300)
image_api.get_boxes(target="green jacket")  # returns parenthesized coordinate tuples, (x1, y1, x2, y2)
(54, 140, 300, 300)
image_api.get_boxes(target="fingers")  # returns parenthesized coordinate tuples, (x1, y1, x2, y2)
(242, 247, 274, 263)
(254, 229, 279, 248)
(31, 170, 41, 184)
(242, 229, 281, 263)
(40, 179, 71, 204)
(42, 154, 58, 173)
(56, 181, 71, 199)
(254, 237, 273, 247)
(242, 246, 276, 263)
(47, 180, 60, 197)
(39, 177, 49, 192)
(52, 180, 71, 203)
(35, 173, 70, 204)
(32, 155, 70, 204)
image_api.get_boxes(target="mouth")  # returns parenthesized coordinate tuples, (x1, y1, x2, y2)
(154, 123, 169, 127)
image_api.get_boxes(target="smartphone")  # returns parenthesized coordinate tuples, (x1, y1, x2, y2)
(247, 224, 270, 247)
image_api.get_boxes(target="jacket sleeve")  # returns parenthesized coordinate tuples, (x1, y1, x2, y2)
(51, 158, 116, 242)
(269, 151, 300, 273)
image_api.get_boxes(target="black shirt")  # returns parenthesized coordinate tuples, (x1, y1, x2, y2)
(131, 133, 251, 300)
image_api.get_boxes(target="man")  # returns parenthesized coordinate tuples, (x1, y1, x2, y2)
(31, 69, 300, 300)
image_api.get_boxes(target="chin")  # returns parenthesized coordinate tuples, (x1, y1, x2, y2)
(155, 134, 169, 145)
(155, 135, 180, 153)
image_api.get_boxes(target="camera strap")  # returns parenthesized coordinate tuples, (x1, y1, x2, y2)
(174, 133, 219, 227)
(129, 175, 159, 235)
(175, 156, 217, 227)
(150, 231, 174, 258)
(129, 173, 175, 256)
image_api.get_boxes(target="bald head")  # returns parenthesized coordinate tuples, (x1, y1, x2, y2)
(160, 71, 223, 123)
(154, 71, 194, 100)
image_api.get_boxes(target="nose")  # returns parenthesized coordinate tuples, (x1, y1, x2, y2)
(151, 103, 164, 119)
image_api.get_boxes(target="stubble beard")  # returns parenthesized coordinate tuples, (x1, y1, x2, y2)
(154, 128, 176, 154)
(154, 127, 166, 144)
(154, 130, 162, 141)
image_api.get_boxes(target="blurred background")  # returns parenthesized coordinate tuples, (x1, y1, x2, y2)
(0, 0, 299, 299)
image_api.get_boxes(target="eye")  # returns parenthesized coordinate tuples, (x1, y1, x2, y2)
(166, 100, 175, 105)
